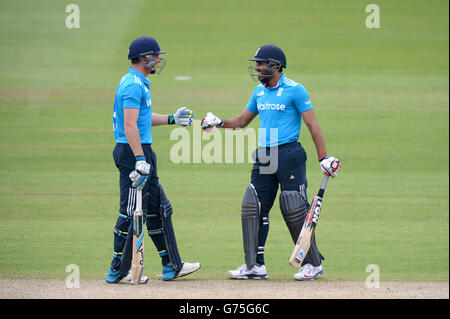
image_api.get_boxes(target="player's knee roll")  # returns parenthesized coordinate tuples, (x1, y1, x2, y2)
(279, 190, 309, 243)
(242, 184, 261, 218)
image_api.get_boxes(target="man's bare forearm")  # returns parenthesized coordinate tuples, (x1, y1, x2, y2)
(302, 109, 327, 159)
(125, 122, 144, 157)
(152, 112, 170, 126)
(308, 123, 327, 159)
(223, 116, 244, 129)
(222, 110, 256, 129)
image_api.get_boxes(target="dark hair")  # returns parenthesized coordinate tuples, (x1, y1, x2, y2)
(131, 57, 141, 65)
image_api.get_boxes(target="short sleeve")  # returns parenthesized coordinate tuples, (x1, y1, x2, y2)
(245, 88, 259, 114)
(293, 84, 313, 113)
(122, 83, 142, 109)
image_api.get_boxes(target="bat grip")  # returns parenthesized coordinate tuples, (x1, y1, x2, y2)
(136, 188, 142, 211)
(317, 175, 329, 198)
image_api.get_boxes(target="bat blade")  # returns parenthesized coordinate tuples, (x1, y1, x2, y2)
(289, 176, 328, 268)
(289, 196, 322, 268)
(131, 189, 144, 284)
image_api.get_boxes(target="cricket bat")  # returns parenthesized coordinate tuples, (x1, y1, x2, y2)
(289, 175, 329, 268)
(131, 188, 144, 284)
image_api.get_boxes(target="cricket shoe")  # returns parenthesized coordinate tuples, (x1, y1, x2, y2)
(162, 262, 201, 281)
(294, 263, 323, 281)
(105, 267, 126, 284)
(120, 271, 149, 284)
(227, 264, 268, 279)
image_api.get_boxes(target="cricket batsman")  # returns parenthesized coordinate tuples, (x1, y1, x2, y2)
(201, 45, 340, 280)
(105, 36, 201, 283)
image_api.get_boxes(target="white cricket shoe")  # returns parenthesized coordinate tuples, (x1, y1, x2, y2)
(162, 261, 201, 280)
(177, 262, 201, 278)
(120, 271, 149, 284)
(294, 263, 323, 281)
(227, 264, 268, 279)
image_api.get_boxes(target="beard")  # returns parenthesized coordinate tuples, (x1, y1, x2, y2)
(259, 72, 273, 84)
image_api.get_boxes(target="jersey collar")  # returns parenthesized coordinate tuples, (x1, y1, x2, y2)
(129, 67, 151, 86)
(264, 73, 285, 89)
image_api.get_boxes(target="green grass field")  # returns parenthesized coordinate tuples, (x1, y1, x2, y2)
(0, 0, 448, 282)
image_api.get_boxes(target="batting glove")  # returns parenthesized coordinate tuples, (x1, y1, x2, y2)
(319, 154, 341, 178)
(169, 107, 193, 126)
(201, 112, 223, 132)
(129, 156, 151, 190)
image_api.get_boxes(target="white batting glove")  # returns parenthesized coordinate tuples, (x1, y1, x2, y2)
(169, 107, 193, 126)
(201, 112, 223, 133)
(129, 156, 151, 190)
(319, 154, 341, 178)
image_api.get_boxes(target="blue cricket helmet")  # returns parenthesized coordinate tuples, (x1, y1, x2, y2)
(128, 36, 166, 60)
(249, 44, 287, 68)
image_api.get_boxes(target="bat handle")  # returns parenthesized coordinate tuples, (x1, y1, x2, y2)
(136, 188, 142, 212)
(320, 175, 329, 190)
(317, 175, 329, 198)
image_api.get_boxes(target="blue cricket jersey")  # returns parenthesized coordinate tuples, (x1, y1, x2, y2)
(113, 67, 153, 144)
(246, 73, 313, 147)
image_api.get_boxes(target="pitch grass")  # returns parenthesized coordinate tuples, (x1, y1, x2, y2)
(0, 0, 448, 282)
